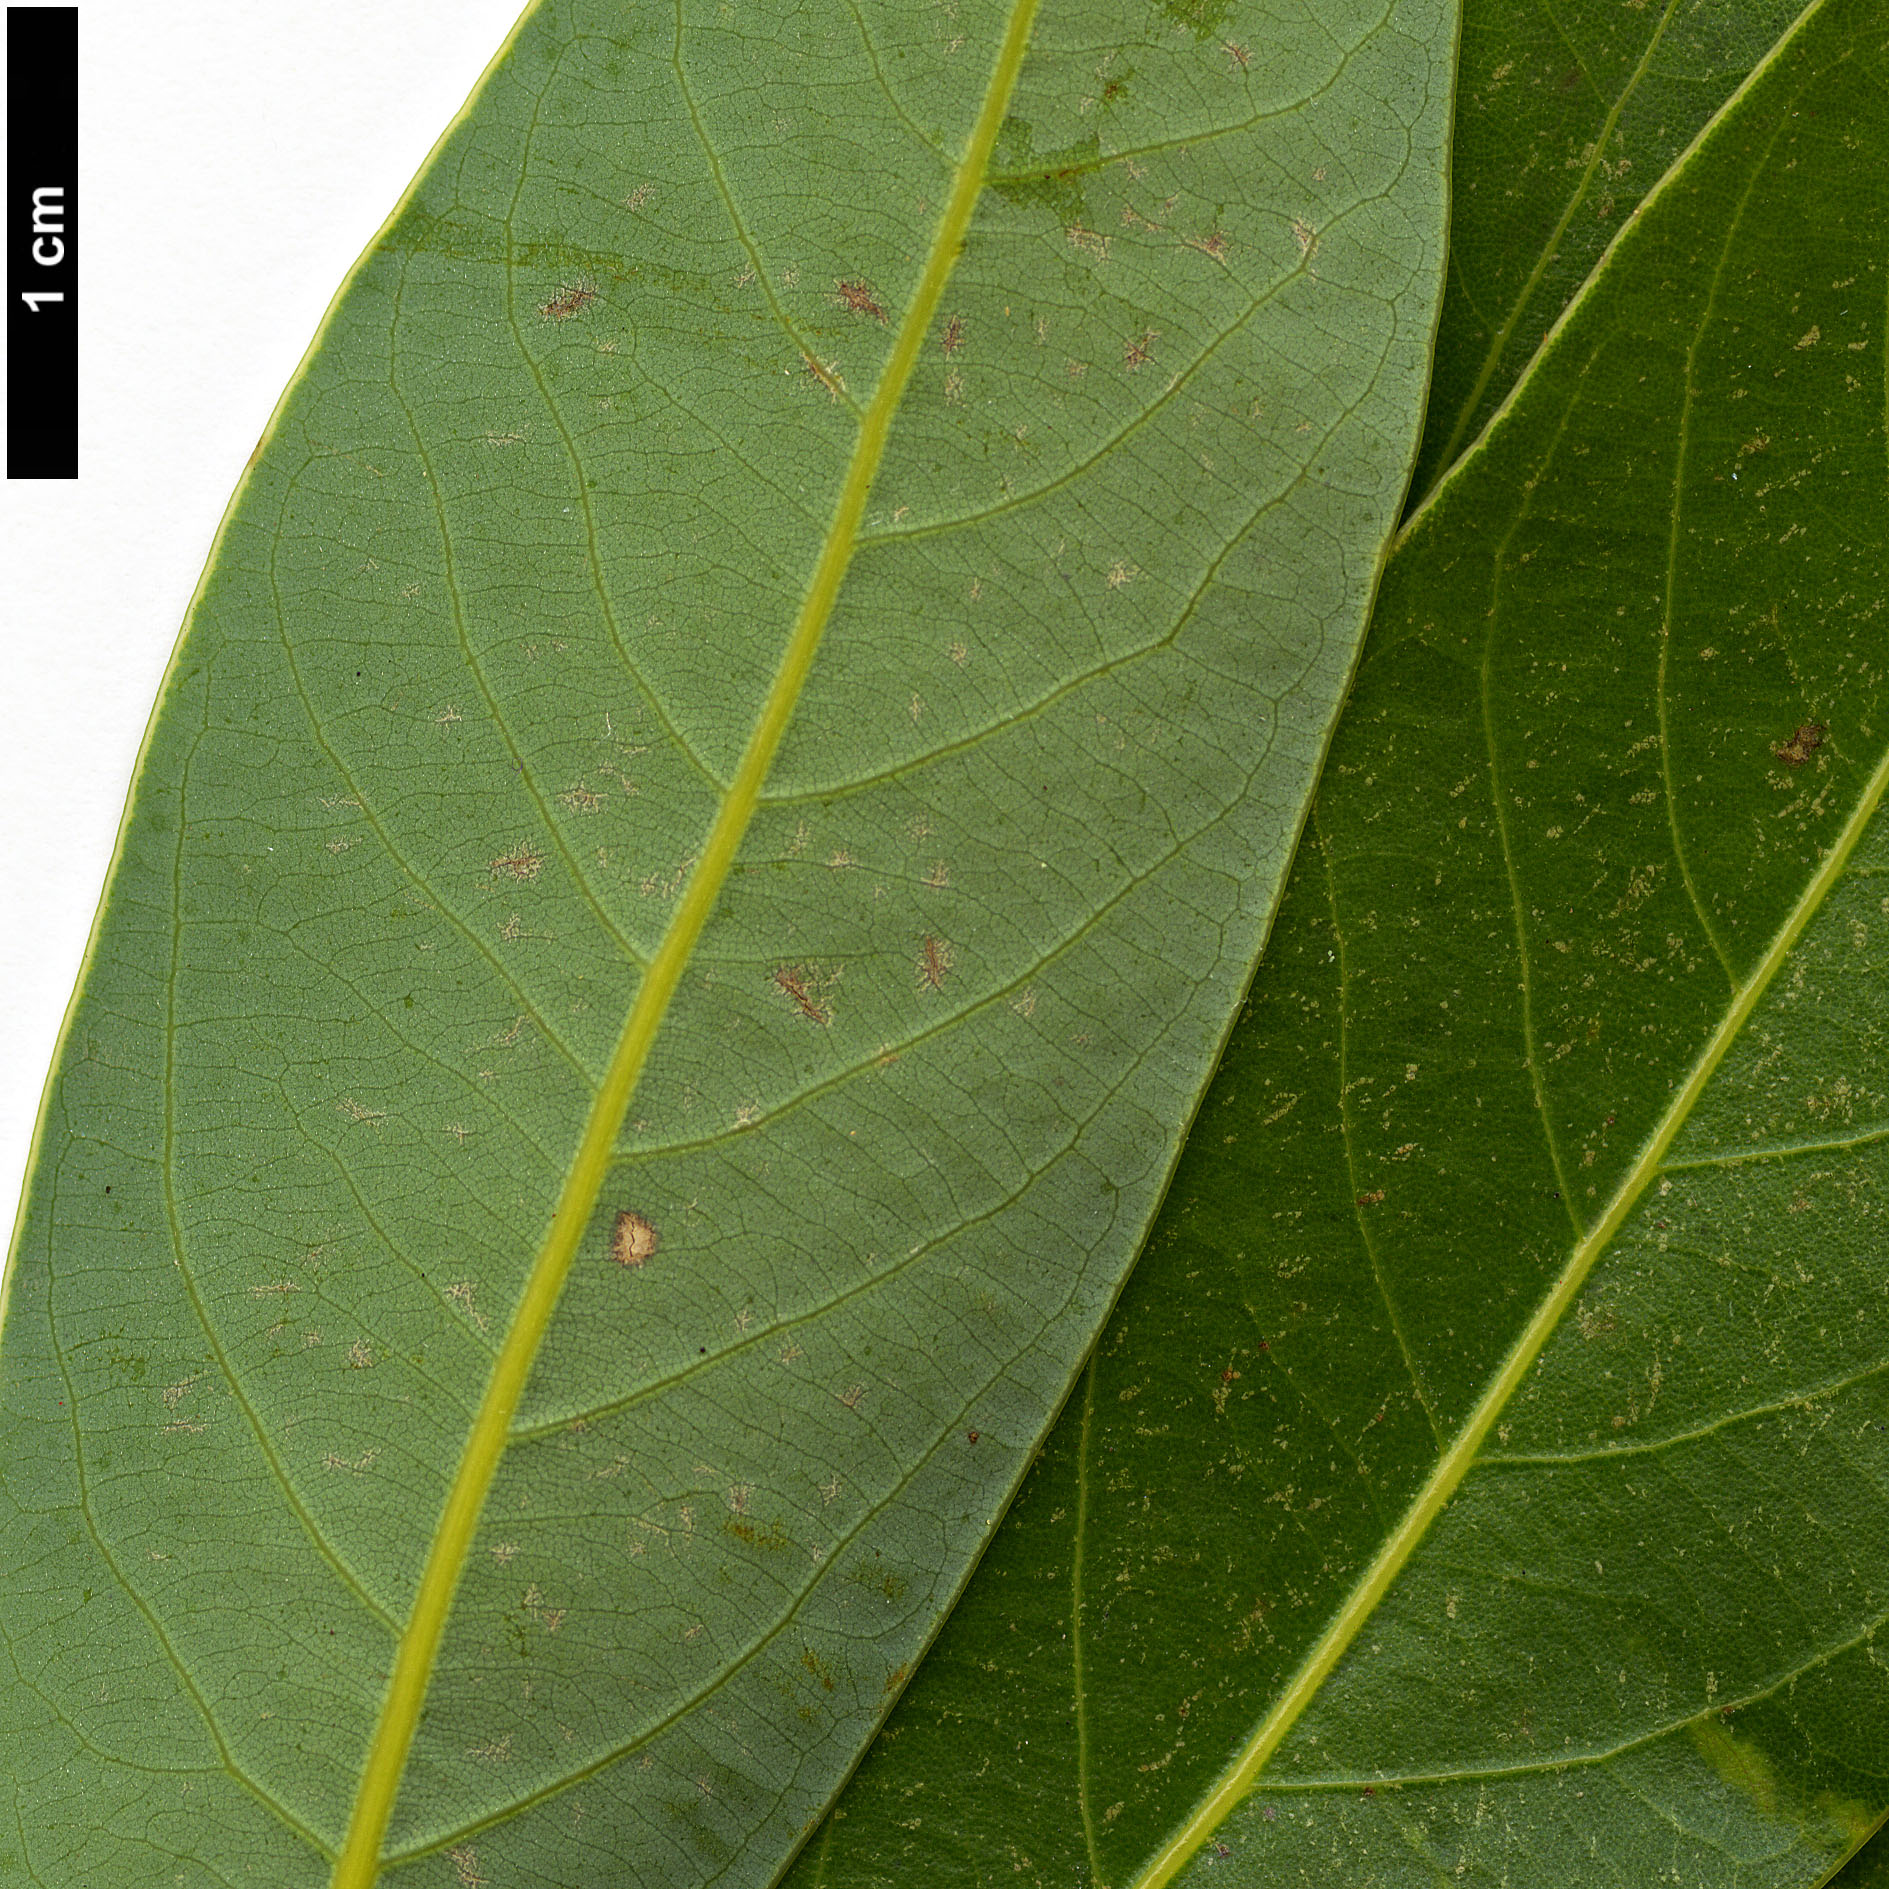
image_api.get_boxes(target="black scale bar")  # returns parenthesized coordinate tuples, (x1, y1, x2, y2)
(7, 6, 77, 479)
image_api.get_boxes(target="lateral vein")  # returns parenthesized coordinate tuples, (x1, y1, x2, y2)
(1129, 737, 1889, 1886)
(1396, 0, 1830, 548)
(327, 5, 1042, 1880)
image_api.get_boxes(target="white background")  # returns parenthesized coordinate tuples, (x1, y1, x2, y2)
(2, 1, 526, 1238)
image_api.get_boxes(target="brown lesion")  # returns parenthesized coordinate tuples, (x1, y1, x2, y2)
(836, 277, 887, 323)
(537, 281, 598, 323)
(1772, 721, 1827, 767)
(773, 962, 837, 1026)
(1124, 328, 1158, 371)
(917, 934, 954, 993)
(611, 1210, 659, 1267)
(490, 844, 544, 882)
(803, 353, 847, 401)
(941, 313, 965, 356)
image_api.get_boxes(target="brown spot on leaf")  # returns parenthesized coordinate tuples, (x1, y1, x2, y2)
(1355, 1189, 1385, 1208)
(836, 277, 887, 322)
(490, 844, 544, 882)
(449, 1846, 488, 1888)
(1773, 721, 1827, 767)
(773, 962, 837, 1026)
(725, 1518, 792, 1551)
(538, 282, 597, 323)
(942, 313, 965, 356)
(803, 353, 847, 400)
(918, 934, 954, 993)
(612, 1210, 659, 1267)
(1124, 328, 1158, 370)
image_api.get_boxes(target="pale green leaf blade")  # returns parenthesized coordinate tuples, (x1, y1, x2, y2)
(0, 1, 1453, 1883)
(1409, 0, 1809, 501)
(799, 0, 1889, 1881)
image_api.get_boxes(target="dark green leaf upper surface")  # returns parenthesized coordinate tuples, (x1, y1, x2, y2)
(0, 1, 1450, 1884)
(801, 2, 1889, 1881)
(1408, 0, 1808, 503)
(1833, 1822, 1889, 1888)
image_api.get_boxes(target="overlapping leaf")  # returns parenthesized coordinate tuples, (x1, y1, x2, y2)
(0, 0, 1453, 1883)
(1837, 1822, 1889, 1888)
(1409, 0, 1810, 500)
(801, 1, 1889, 1880)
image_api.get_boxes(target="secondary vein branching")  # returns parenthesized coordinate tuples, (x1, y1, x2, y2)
(1317, 813, 1439, 1445)
(327, 6, 1044, 1879)
(1417, 0, 1684, 493)
(1128, 723, 1889, 1889)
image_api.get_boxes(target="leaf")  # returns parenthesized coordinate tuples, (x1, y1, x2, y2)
(0, 1, 1452, 1883)
(1834, 1824, 1889, 1889)
(799, 1, 1889, 1881)
(1407, 0, 1811, 502)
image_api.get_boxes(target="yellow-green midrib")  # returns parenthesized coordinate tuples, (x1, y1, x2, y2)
(327, 3, 1044, 1879)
